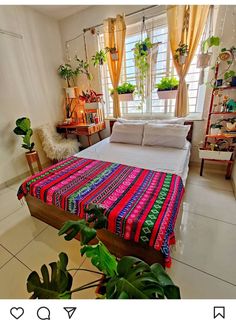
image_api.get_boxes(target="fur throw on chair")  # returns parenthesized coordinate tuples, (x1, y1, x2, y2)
(37, 124, 81, 161)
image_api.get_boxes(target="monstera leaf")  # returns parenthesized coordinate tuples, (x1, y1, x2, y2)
(27, 253, 73, 299)
(80, 242, 117, 277)
(105, 256, 180, 299)
(59, 219, 96, 245)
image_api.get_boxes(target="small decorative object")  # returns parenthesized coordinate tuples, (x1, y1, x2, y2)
(219, 50, 232, 61)
(155, 76, 179, 100)
(110, 82, 135, 101)
(224, 117, 236, 131)
(79, 90, 104, 109)
(214, 79, 223, 87)
(226, 99, 236, 112)
(174, 42, 189, 65)
(65, 100, 76, 124)
(91, 49, 108, 66)
(197, 36, 220, 68)
(13, 117, 42, 175)
(75, 56, 93, 80)
(231, 76, 236, 86)
(133, 37, 153, 104)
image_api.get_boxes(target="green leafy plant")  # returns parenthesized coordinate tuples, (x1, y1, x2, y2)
(224, 70, 235, 80)
(27, 204, 180, 299)
(202, 36, 220, 54)
(91, 49, 109, 66)
(210, 123, 223, 129)
(110, 82, 135, 95)
(174, 42, 189, 61)
(58, 64, 75, 87)
(134, 37, 153, 105)
(155, 77, 179, 91)
(13, 117, 35, 152)
(75, 57, 93, 80)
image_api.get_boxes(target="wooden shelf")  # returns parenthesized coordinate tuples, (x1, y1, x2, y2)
(213, 86, 236, 91)
(210, 112, 236, 115)
(206, 133, 236, 139)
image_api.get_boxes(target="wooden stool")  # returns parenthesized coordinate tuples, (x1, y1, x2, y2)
(25, 151, 42, 175)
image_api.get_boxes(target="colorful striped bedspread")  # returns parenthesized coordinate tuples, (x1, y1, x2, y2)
(17, 156, 184, 267)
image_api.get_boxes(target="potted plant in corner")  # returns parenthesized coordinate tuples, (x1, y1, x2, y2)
(174, 42, 188, 65)
(13, 117, 42, 174)
(26, 204, 181, 299)
(155, 76, 179, 100)
(197, 36, 220, 68)
(111, 82, 135, 101)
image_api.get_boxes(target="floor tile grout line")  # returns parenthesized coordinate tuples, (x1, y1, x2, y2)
(186, 211, 236, 227)
(0, 256, 15, 271)
(172, 257, 236, 287)
(13, 255, 34, 272)
(14, 226, 49, 257)
(0, 205, 24, 223)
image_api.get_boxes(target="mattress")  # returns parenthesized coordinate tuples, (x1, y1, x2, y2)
(75, 138, 191, 185)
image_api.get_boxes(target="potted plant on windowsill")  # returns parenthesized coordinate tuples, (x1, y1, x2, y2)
(26, 204, 181, 299)
(79, 90, 104, 109)
(197, 36, 220, 69)
(155, 77, 179, 100)
(174, 42, 188, 65)
(111, 82, 135, 101)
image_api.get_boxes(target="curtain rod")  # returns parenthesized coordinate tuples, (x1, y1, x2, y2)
(66, 5, 159, 45)
(0, 29, 23, 39)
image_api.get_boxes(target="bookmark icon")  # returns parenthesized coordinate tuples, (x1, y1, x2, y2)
(63, 307, 77, 319)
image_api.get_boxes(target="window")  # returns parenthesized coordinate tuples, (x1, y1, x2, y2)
(99, 12, 202, 118)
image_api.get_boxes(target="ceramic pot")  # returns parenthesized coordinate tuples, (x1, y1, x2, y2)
(197, 53, 212, 68)
(118, 93, 134, 102)
(65, 87, 78, 99)
(157, 89, 178, 100)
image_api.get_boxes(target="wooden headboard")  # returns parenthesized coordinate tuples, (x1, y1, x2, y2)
(110, 120, 194, 143)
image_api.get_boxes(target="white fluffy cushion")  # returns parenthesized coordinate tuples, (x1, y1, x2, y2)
(117, 117, 185, 125)
(142, 123, 191, 149)
(110, 122, 144, 145)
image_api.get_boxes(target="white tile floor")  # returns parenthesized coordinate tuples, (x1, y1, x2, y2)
(0, 165, 235, 299)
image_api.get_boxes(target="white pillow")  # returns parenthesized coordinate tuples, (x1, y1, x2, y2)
(142, 123, 190, 149)
(117, 117, 185, 125)
(110, 122, 144, 145)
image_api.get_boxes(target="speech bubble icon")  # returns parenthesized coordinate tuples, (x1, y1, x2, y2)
(37, 307, 51, 320)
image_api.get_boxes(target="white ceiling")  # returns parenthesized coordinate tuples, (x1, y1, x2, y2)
(30, 5, 90, 20)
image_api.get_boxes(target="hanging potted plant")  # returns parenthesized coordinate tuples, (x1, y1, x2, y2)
(155, 77, 179, 100)
(105, 46, 119, 61)
(111, 82, 135, 101)
(133, 37, 153, 105)
(58, 64, 78, 99)
(174, 42, 188, 65)
(197, 36, 220, 69)
(13, 117, 42, 174)
(91, 49, 109, 66)
(79, 90, 104, 109)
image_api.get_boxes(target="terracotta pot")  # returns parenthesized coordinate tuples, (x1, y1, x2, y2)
(197, 53, 212, 68)
(157, 89, 178, 100)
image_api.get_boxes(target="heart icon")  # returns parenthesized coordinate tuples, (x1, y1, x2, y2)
(10, 307, 24, 320)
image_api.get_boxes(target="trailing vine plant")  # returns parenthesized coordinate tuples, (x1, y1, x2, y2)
(134, 37, 153, 108)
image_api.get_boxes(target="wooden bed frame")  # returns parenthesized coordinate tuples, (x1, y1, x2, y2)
(25, 121, 193, 268)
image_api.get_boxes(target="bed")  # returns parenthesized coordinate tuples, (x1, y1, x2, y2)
(18, 121, 193, 268)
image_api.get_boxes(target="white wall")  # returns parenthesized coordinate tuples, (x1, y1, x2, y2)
(0, 6, 64, 184)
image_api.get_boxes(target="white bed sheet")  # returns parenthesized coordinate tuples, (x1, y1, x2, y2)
(75, 138, 191, 185)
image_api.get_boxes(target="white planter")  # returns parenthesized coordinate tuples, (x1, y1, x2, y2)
(157, 90, 178, 100)
(84, 102, 99, 109)
(118, 93, 134, 102)
(111, 51, 119, 61)
(197, 53, 212, 68)
(178, 54, 187, 65)
(199, 148, 232, 161)
(65, 87, 77, 99)
(210, 127, 222, 135)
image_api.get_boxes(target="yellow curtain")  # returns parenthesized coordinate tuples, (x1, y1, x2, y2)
(167, 5, 209, 117)
(104, 15, 126, 118)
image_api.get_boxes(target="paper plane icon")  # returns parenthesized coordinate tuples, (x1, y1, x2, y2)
(64, 307, 77, 319)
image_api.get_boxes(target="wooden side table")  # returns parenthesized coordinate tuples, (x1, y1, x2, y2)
(57, 122, 106, 146)
(25, 151, 42, 175)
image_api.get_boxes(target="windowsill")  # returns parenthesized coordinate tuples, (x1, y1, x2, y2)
(105, 113, 204, 122)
